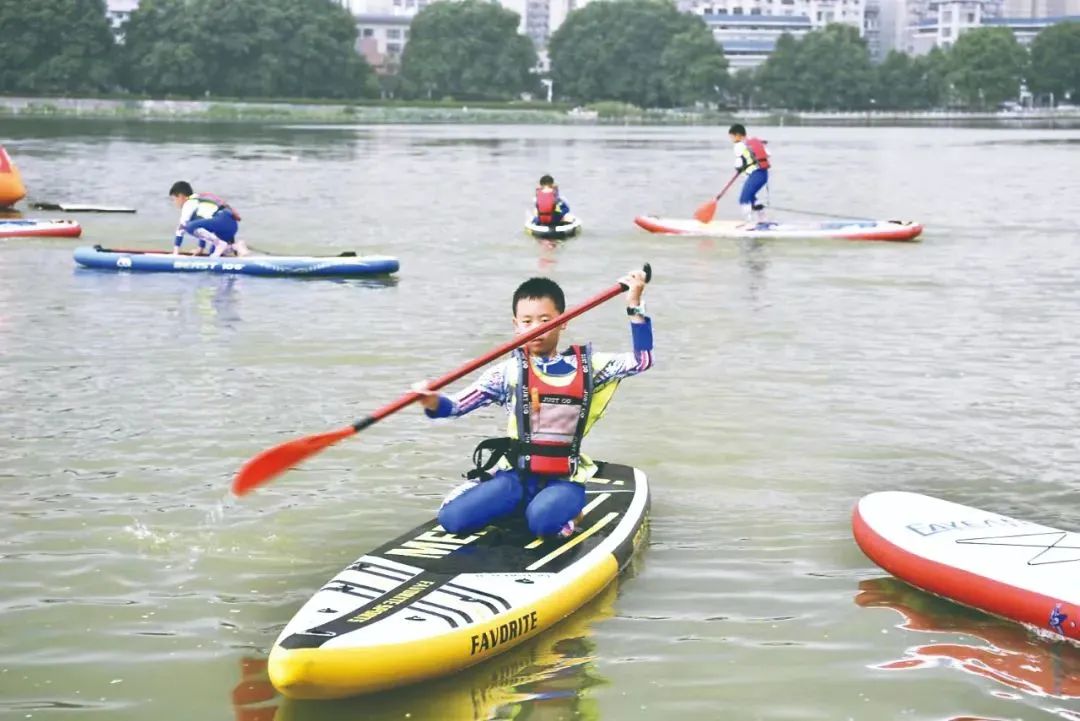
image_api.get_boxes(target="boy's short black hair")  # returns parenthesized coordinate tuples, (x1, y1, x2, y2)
(728, 123, 746, 136)
(513, 277, 566, 315)
(169, 180, 193, 197)
(538, 174, 555, 186)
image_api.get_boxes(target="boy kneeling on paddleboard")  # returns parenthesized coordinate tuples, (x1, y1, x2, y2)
(415, 270, 652, 539)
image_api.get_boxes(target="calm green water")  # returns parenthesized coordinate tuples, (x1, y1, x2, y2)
(2, 119, 1079, 721)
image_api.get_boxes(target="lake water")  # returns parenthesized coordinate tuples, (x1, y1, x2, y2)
(2, 119, 1079, 721)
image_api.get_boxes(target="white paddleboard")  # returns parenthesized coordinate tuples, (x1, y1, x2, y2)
(853, 491, 1080, 641)
(31, 202, 136, 213)
(634, 215, 923, 242)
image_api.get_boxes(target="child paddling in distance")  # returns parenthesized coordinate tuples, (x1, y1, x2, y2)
(532, 174, 576, 227)
(414, 270, 652, 539)
(728, 123, 771, 230)
(168, 181, 250, 257)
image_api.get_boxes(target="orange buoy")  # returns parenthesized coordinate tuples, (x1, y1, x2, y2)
(0, 145, 27, 208)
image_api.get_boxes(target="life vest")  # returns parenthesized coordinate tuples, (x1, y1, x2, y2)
(513, 344, 592, 477)
(467, 345, 599, 483)
(535, 187, 559, 225)
(191, 193, 241, 221)
(745, 137, 769, 171)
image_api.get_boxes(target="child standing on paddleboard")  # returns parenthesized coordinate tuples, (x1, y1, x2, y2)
(728, 123, 770, 229)
(415, 271, 652, 539)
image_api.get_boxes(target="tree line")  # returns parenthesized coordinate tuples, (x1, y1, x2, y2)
(0, 0, 1077, 109)
(0, 0, 376, 99)
(748, 21, 1078, 111)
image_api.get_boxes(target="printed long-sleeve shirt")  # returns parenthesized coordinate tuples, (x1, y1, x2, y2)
(426, 318, 653, 420)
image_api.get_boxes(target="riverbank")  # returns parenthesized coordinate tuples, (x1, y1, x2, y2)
(2, 95, 1079, 127)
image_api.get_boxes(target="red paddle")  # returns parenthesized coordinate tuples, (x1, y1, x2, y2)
(231, 263, 653, 496)
(693, 172, 740, 224)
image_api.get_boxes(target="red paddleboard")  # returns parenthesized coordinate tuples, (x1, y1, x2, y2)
(0, 219, 82, 238)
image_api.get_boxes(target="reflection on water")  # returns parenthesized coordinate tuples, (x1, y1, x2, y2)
(856, 577, 1080, 701)
(231, 580, 621, 721)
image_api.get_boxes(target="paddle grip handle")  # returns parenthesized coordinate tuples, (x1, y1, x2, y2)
(619, 262, 652, 291)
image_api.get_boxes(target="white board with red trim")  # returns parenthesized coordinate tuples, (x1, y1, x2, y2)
(853, 491, 1080, 641)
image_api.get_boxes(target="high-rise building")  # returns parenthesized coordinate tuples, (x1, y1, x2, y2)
(689, 0, 868, 69)
(865, 0, 882, 60)
(899, 0, 1079, 53)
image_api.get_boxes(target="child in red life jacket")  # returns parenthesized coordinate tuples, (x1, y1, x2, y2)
(728, 124, 770, 229)
(414, 271, 652, 539)
(532, 175, 574, 226)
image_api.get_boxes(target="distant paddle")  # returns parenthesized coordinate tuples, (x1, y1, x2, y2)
(231, 263, 653, 496)
(694, 172, 740, 224)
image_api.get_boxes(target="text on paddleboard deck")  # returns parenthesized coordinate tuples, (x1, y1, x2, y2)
(348, 580, 434, 623)
(906, 516, 1036, 537)
(470, 611, 538, 655)
(385, 527, 485, 559)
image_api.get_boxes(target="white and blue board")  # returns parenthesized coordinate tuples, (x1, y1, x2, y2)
(854, 491, 1080, 642)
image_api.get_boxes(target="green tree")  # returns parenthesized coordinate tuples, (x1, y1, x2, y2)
(756, 24, 872, 109)
(874, 48, 948, 109)
(122, 0, 375, 99)
(755, 32, 802, 108)
(400, 0, 538, 100)
(947, 26, 1028, 109)
(0, 0, 115, 94)
(1028, 21, 1080, 103)
(549, 0, 728, 108)
(727, 67, 759, 109)
(757, 25, 872, 110)
(917, 46, 951, 108)
(801, 24, 873, 110)
(874, 51, 918, 109)
(121, 0, 211, 96)
(660, 29, 729, 107)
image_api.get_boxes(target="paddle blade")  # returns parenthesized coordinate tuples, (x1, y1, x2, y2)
(694, 199, 717, 224)
(232, 426, 356, 496)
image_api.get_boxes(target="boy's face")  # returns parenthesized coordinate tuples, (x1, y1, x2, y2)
(728, 132, 741, 144)
(513, 296, 565, 357)
(170, 193, 187, 208)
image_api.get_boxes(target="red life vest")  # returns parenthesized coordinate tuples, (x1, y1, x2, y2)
(535, 187, 559, 225)
(745, 137, 769, 170)
(513, 345, 593, 477)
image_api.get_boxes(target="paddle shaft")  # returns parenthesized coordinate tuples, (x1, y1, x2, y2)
(351, 263, 651, 434)
(714, 172, 740, 201)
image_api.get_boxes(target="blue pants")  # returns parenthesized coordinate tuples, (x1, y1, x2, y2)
(739, 169, 768, 206)
(438, 469, 586, 537)
(185, 211, 238, 243)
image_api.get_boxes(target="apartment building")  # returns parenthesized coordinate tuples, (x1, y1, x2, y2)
(690, 0, 867, 68)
